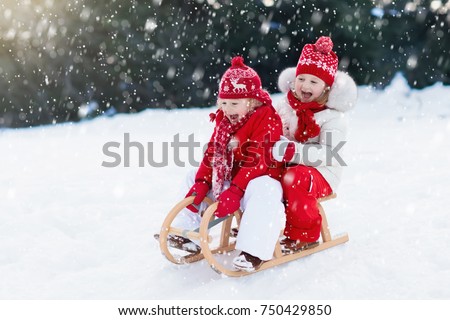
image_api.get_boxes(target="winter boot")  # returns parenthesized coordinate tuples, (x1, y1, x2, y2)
(154, 234, 201, 254)
(232, 251, 264, 272)
(280, 237, 319, 254)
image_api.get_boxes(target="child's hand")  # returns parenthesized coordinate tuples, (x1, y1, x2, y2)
(185, 181, 210, 213)
(215, 185, 244, 218)
(272, 137, 297, 163)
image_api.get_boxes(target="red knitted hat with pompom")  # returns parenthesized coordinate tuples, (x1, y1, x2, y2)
(218, 56, 271, 105)
(296, 36, 338, 86)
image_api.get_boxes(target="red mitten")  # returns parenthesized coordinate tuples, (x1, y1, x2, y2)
(185, 181, 210, 213)
(216, 185, 244, 218)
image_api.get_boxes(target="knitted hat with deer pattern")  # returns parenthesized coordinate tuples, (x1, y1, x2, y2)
(218, 56, 271, 105)
(296, 36, 338, 86)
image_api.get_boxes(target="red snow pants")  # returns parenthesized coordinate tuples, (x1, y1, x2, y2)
(282, 165, 333, 242)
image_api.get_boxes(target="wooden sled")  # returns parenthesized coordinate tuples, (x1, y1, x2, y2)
(158, 194, 349, 276)
(158, 196, 240, 265)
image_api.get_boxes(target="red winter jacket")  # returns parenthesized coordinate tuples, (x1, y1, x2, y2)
(195, 105, 283, 192)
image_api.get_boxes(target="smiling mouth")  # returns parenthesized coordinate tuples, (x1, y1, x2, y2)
(301, 91, 312, 100)
(228, 114, 240, 122)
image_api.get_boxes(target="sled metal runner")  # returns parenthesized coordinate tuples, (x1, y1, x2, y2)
(158, 195, 348, 276)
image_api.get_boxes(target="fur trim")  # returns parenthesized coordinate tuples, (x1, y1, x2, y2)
(327, 71, 357, 112)
(277, 67, 296, 93)
(277, 69, 357, 112)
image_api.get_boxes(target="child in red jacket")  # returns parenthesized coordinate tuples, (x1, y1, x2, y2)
(174, 57, 285, 271)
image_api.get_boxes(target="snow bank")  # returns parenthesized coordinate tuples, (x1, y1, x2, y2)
(1, 75, 449, 299)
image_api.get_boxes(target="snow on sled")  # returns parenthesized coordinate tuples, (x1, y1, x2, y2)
(156, 195, 348, 277)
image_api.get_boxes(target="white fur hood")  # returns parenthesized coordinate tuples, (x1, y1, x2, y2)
(277, 67, 357, 112)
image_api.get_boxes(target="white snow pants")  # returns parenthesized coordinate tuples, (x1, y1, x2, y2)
(173, 169, 286, 261)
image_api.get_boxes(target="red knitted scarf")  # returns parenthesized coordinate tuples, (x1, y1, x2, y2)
(287, 90, 326, 143)
(210, 110, 255, 198)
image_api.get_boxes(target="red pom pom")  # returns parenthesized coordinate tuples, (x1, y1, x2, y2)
(231, 56, 245, 68)
(314, 36, 333, 54)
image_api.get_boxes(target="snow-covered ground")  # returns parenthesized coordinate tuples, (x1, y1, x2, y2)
(1, 74, 449, 299)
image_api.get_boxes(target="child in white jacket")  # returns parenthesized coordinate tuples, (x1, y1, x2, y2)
(273, 36, 357, 252)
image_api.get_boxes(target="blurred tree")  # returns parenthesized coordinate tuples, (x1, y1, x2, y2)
(0, 0, 448, 128)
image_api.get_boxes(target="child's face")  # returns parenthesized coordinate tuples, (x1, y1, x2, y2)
(219, 98, 251, 124)
(294, 74, 327, 103)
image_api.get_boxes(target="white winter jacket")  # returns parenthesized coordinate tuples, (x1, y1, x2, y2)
(274, 68, 357, 191)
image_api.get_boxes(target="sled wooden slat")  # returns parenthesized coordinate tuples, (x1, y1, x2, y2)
(168, 226, 213, 243)
(317, 193, 336, 243)
(217, 211, 241, 248)
(219, 216, 232, 248)
(318, 193, 337, 203)
(273, 242, 283, 259)
(177, 252, 205, 264)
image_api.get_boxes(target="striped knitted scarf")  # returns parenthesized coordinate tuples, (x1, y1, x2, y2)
(210, 110, 255, 198)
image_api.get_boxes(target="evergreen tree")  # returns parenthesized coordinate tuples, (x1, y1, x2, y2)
(0, 0, 448, 128)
